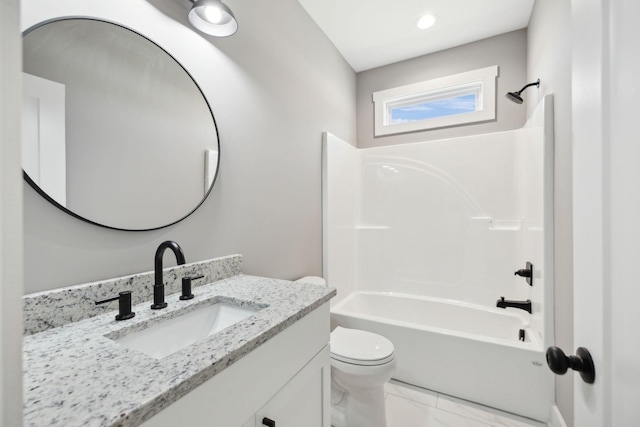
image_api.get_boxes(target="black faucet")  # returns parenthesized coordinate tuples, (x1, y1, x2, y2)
(496, 296, 532, 314)
(151, 241, 186, 309)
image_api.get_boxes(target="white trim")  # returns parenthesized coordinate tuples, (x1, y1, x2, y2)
(373, 66, 498, 136)
(549, 405, 568, 427)
(321, 132, 329, 282)
(571, 0, 608, 425)
(204, 149, 218, 195)
(0, 0, 24, 423)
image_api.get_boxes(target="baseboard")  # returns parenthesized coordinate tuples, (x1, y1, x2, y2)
(548, 405, 568, 427)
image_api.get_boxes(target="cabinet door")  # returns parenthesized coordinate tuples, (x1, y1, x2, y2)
(256, 345, 330, 427)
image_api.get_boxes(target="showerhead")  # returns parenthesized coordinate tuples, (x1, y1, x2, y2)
(505, 92, 524, 104)
(505, 79, 540, 104)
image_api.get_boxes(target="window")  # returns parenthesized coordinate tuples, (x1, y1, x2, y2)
(373, 66, 498, 136)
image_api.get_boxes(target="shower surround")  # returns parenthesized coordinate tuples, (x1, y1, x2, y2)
(323, 95, 555, 421)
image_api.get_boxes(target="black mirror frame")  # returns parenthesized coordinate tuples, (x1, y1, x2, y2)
(22, 17, 221, 232)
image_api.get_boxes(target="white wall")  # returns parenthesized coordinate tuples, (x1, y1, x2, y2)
(357, 30, 528, 149)
(322, 133, 359, 306)
(0, 0, 24, 423)
(526, 0, 574, 424)
(520, 95, 555, 357)
(22, 0, 356, 293)
(356, 133, 522, 304)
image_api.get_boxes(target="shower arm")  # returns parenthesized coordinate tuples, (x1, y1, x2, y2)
(515, 79, 540, 95)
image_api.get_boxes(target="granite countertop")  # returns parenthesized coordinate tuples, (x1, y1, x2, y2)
(23, 274, 336, 427)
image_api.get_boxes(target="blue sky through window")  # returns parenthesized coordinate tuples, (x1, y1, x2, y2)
(390, 93, 476, 124)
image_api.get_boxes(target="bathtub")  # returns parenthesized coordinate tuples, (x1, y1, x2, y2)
(330, 291, 554, 421)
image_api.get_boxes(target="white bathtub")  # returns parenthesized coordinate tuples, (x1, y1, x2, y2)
(331, 291, 554, 421)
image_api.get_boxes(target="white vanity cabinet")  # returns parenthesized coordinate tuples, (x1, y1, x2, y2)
(254, 345, 329, 427)
(141, 303, 330, 427)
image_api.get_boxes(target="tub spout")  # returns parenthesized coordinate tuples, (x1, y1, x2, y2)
(496, 296, 532, 314)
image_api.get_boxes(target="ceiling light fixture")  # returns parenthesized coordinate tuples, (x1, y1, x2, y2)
(416, 14, 437, 30)
(188, 0, 238, 37)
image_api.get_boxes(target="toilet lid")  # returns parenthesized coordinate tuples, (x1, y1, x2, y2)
(330, 327, 395, 366)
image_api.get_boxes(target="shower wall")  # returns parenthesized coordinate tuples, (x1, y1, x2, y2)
(324, 95, 554, 346)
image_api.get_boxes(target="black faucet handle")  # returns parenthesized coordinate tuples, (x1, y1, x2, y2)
(180, 275, 205, 300)
(96, 291, 135, 321)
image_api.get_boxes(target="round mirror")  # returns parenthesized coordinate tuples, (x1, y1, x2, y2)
(22, 18, 219, 231)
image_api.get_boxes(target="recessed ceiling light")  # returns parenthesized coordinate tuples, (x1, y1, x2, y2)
(416, 14, 437, 30)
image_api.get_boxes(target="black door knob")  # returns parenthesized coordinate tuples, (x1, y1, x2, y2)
(546, 346, 595, 384)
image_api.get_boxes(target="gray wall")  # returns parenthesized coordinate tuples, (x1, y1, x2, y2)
(23, 0, 356, 293)
(527, 0, 574, 425)
(356, 30, 527, 149)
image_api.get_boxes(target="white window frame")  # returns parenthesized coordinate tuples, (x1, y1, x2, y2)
(373, 65, 498, 136)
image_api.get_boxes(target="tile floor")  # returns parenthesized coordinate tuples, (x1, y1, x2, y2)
(384, 380, 547, 427)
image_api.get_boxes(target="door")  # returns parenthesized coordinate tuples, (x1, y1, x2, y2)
(572, 0, 640, 424)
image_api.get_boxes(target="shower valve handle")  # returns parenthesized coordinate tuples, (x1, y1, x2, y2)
(546, 346, 595, 384)
(514, 262, 533, 286)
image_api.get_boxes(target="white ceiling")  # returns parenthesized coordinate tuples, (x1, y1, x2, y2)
(297, 0, 535, 72)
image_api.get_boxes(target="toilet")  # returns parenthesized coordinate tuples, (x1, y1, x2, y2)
(295, 277, 396, 427)
(330, 326, 396, 427)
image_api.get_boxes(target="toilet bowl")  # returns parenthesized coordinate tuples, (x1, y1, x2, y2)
(294, 276, 396, 427)
(330, 326, 395, 427)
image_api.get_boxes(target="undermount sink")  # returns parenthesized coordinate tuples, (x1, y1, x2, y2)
(112, 301, 263, 359)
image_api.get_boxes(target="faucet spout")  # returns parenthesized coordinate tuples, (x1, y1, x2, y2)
(151, 241, 186, 309)
(496, 296, 532, 314)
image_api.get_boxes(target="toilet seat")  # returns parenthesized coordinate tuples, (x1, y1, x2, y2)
(330, 326, 395, 366)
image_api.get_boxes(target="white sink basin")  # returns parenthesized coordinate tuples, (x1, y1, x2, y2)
(113, 302, 261, 359)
